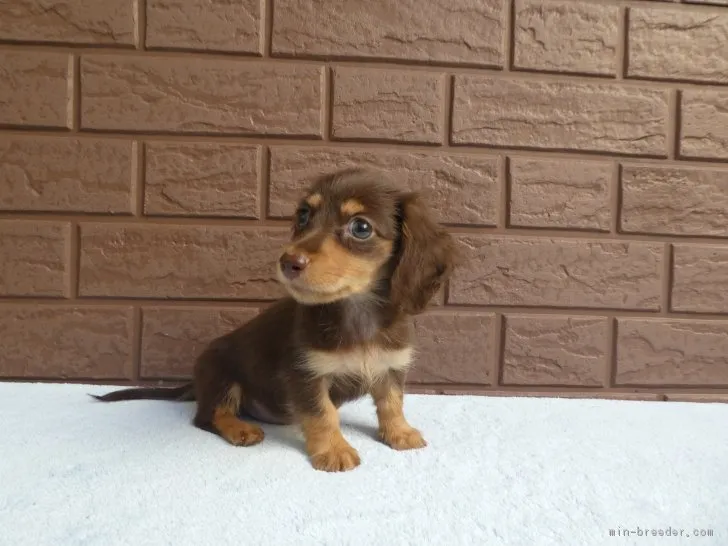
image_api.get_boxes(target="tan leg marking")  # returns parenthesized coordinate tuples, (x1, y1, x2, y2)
(300, 384, 360, 472)
(211, 384, 264, 447)
(371, 381, 426, 451)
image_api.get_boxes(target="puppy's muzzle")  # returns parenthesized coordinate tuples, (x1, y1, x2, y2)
(279, 252, 309, 280)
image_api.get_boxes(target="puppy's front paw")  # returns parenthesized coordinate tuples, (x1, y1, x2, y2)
(381, 426, 427, 451)
(310, 442, 361, 472)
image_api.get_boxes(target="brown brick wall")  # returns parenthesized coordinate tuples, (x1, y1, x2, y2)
(1, 0, 728, 402)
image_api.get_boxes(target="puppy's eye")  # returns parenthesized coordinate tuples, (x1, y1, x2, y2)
(348, 217, 373, 240)
(295, 207, 310, 228)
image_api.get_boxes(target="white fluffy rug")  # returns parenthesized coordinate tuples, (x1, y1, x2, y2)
(1, 382, 725, 546)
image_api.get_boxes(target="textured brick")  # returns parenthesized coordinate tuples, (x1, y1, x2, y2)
(509, 158, 611, 231)
(628, 9, 728, 84)
(452, 77, 668, 156)
(332, 67, 444, 144)
(272, 0, 503, 67)
(409, 312, 494, 384)
(3, 0, 728, 398)
(0, 0, 134, 45)
(81, 56, 322, 136)
(147, 0, 260, 53)
(145, 142, 259, 218)
(502, 315, 607, 386)
(514, 0, 618, 76)
(79, 224, 288, 299)
(0, 305, 133, 378)
(450, 237, 663, 309)
(680, 89, 728, 160)
(621, 166, 728, 237)
(0, 221, 69, 297)
(141, 307, 258, 378)
(616, 319, 728, 386)
(0, 51, 70, 128)
(268, 146, 498, 225)
(0, 137, 132, 214)
(672, 245, 728, 314)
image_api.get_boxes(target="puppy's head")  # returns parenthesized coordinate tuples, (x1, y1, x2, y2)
(277, 168, 456, 313)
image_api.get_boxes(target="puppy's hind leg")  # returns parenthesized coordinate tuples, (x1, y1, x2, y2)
(192, 346, 264, 447)
(210, 384, 265, 447)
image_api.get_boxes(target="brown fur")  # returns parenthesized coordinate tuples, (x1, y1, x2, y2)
(93, 168, 458, 472)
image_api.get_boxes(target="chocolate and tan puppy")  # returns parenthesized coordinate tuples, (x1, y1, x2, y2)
(95, 168, 457, 472)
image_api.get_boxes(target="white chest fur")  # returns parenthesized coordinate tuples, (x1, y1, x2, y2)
(305, 346, 414, 384)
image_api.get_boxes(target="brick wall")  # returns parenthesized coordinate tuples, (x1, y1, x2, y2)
(1, 0, 728, 403)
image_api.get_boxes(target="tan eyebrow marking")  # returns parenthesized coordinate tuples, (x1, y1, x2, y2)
(340, 199, 365, 216)
(305, 193, 322, 207)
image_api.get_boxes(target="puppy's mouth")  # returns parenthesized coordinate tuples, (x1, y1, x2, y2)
(282, 282, 355, 305)
(276, 267, 359, 305)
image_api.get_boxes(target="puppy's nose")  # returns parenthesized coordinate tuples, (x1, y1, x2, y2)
(279, 253, 309, 280)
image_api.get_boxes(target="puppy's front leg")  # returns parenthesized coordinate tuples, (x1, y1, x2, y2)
(371, 371, 427, 451)
(295, 378, 360, 472)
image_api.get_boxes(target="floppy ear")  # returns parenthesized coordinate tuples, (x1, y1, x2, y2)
(390, 192, 457, 315)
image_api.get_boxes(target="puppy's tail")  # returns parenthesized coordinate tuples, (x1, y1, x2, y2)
(90, 382, 194, 403)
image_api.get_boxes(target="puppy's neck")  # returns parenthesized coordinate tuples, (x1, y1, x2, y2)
(296, 290, 401, 350)
(339, 292, 387, 340)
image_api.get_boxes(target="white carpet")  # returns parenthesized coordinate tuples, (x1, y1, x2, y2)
(0, 383, 726, 546)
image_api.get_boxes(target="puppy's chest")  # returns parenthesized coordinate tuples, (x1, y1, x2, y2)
(305, 346, 413, 382)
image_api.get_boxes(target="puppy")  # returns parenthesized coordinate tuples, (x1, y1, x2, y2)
(94, 168, 457, 472)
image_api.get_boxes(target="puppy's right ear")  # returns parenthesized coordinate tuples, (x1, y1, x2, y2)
(389, 192, 457, 315)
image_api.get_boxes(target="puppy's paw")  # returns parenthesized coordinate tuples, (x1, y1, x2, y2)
(310, 443, 361, 472)
(381, 426, 427, 451)
(223, 422, 265, 447)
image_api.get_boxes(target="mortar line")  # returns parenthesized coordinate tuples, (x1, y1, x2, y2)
(617, 6, 628, 80)
(131, 307, 143, 381)
(131, 141, 146, 216)
(610, 162, 621, 234)
(494, 314, 506, 386)
(672, 89, 683, 160)
(258, 145, 271, 220)
(500, 156, 511, 229)
(661, 243, 673, 315)
(667, 89, 679, 160)
(134, 0, 146, 50)
(65, 223, 80, 299)
(505, 0, 515, 72)
(441, 74, 454, 146)
(606, 317, 618, 387)
(67, 55, 81, 131)
(263, 0, 274, 57)
(323, 66, 333, 141)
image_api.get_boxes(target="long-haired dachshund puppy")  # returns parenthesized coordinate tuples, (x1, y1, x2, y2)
(94, 168, 457, 472)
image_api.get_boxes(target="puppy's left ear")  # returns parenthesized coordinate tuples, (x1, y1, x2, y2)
(390, 192, 458, 315)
